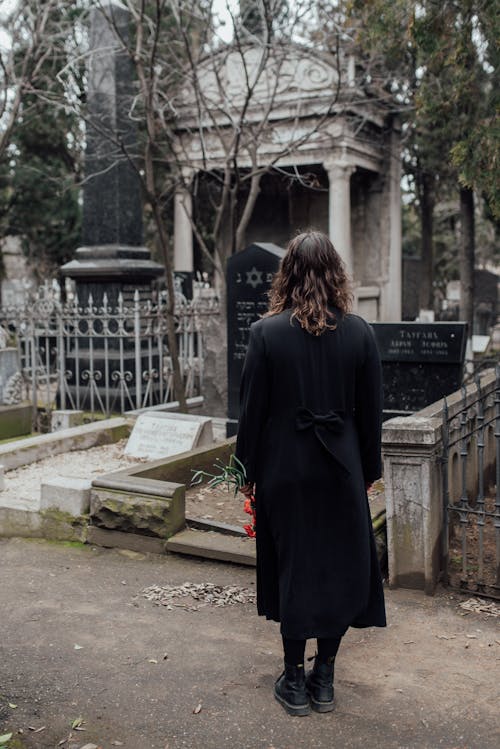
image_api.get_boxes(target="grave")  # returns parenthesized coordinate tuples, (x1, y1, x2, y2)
(371, 322, 467, 418)
(226, 242, 285, 435)
(124, 412, 213, 460)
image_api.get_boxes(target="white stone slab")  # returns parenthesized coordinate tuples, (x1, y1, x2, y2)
(51, 409, 84, 432)
(124, 412, 213, 460)
(40, 476, 92, 516)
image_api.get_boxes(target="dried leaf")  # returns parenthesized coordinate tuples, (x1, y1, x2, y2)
(74, 644, 84, 650)
(148, 658, 158, 664)
(79, 744, 99, 749)
(57, 738, 68, 746)
(29, 726, 46, 733)
(193, 702, 202, 714)
(111, 742, 124, 747)
(71, 717, 84, 729)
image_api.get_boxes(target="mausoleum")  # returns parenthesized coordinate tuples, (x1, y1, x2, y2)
(173, 42, 402, 321)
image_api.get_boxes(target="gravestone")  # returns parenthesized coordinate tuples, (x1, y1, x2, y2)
(371, 322, 467, 418)
(227, 242, 285, 435)
(61, 2, 163, 309)
(125, 412, 213, 460)
(60, 3, 163, 409)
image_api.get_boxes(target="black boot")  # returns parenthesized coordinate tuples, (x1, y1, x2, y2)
(274, 662, 311, 716)
(305, 656, 335, 713)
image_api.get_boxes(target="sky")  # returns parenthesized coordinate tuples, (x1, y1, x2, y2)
(212, 0, 238, 43)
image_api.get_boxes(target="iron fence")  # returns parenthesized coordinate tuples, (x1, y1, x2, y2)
(442, 368, 500, 600)
(0, 282, 219, 423)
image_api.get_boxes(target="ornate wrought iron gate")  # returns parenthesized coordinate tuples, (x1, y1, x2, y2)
(0, 284, 219, 420)
(442, 369, 500, 600)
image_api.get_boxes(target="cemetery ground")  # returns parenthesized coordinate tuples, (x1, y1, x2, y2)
(1, 538, 499, 749)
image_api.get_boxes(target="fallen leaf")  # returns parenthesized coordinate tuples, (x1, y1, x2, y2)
(193, 702, 202, 714)
(57, 738, 68, 746)
(80, 744, 99, 749)
(148, 658, 158, 664)
(111, 742, 124, 747)
(71, 717, 84, 729)
(28, 726, 46, 733)
(74, 644, 83, 650)
(8, 703, 17, 709)
(0, 735, 13, 745)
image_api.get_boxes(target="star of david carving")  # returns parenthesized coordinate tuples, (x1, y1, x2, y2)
(246, 266, 263, 289)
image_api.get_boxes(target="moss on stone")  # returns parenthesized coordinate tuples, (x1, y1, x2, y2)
(0, 404, 31, 440)
(40, 508, 87, 543)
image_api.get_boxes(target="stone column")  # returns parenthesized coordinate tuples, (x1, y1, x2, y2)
(382, 415, 443, 594)
(325, 162, 354, 275)
(386, 121, 402, 319)
(174, 186, 194, 272)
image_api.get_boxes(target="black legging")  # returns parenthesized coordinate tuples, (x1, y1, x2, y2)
(282, 635, 342, 666)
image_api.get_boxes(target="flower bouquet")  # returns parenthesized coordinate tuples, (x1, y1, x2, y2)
(191, 455, 256, 538)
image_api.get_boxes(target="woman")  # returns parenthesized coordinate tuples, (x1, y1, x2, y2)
(235, 230, 386, 717)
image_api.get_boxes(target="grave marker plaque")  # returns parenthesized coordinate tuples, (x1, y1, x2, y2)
(371, 322, 467, 417)
(227, 242, 285, 435)
(125, 412, 213, 460)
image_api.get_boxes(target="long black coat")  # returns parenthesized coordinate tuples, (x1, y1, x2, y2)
(235, 308, 386, 639)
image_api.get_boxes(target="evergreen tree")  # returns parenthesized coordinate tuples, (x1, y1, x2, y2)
(348, 0, 498, 327)
(0, 1, 84, 280)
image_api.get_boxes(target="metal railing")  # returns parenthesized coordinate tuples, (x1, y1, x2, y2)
(441, 368, 500, 600)
(0, 283, 220, 422)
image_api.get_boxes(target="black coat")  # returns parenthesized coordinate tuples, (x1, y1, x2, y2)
(235, 309, 386, 639)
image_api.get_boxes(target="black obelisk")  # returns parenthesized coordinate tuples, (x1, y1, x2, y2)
(61, 1, 163, 305)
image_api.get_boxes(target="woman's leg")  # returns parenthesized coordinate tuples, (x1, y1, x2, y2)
(316, 635, 342, 663)
(274, 637, 310, 716)
(305, 636, 343, 713)
(282, 636, 306, 665)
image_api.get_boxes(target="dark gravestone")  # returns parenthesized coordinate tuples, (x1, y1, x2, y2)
(372, 322, 467, 418)
(227, 242, 285, 435)
(61, 2, 163, 307)
(59, 3, 163, 409)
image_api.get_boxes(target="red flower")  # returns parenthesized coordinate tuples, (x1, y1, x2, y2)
(242, 494, 256, 537)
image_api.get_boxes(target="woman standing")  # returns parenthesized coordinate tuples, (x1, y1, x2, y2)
(235, 230, 386, 717)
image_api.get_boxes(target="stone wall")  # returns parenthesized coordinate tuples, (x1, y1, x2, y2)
(382, 368, 497, 594)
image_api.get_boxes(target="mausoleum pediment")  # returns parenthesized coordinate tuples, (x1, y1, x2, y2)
(177, 42, 342, 124)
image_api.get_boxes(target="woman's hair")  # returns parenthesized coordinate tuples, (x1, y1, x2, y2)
(265, 230, 353, 335)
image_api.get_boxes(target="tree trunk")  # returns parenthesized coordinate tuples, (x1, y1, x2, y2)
(153, 202, 188, 411)
(418, 172, 435, 312)
(459, 185, 475, 338)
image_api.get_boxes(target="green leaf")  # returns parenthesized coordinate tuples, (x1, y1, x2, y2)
(0, 734, 12, 744)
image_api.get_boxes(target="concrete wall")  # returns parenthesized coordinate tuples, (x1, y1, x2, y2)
(382, 368, 498, 594)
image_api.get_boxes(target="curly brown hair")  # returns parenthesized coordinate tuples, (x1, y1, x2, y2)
(265, 230, 353, 335)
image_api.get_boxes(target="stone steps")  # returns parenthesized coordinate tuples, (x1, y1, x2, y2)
(166, 527, 256, 566)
